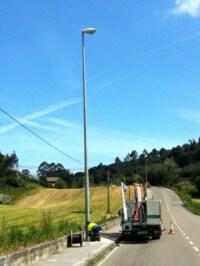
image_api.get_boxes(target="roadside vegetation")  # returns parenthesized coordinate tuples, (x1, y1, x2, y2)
(1, 137, 200, 254)
(0, 212, 80, 255)
(0, 186, 120, 255)
(174, 180, 200, 215)
(89, 138, 200, 216)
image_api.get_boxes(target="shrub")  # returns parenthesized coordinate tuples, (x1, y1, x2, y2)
(0, 194, 12, 204)
(39, 211, 54, 240)
(5, 176, 27, 188)
(55, 179, 66, 189)
(7, 226, 25, 246)
(194, 176, 200, 196)
(176, 180, 197, 195)
(24, 225, 38, 245)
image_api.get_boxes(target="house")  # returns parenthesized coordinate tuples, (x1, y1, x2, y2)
(46, 177, 60, 188)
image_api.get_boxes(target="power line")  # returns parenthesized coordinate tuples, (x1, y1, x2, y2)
(0, 107, 82, 165)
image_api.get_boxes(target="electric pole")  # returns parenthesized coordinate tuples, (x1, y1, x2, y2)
(107, 168, 111, 214)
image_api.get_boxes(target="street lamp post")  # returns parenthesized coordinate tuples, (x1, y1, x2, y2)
(107, 168, 111, 214)
(145, 158, 148, 188)
(81, 27, 96, 240)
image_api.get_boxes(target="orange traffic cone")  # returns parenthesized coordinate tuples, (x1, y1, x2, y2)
(168, 221, 175, 235)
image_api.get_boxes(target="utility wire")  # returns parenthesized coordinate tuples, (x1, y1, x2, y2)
(0, 108, 83, 165)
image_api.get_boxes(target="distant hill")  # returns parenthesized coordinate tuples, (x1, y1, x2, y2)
(89, 138, 200, 191)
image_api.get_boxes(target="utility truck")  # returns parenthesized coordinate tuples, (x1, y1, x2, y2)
(120, 183, 162, 240)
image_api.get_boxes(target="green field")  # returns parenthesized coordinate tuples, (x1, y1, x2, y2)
(0, 186, 121, 254)
(0, 186, 121, 228)
(192, 198, 200, 204)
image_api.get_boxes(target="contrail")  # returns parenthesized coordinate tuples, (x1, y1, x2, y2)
(0, 98, 80, 133)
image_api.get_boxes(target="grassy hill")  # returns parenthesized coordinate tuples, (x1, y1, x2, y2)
(0, 186, 121, 254)
(0, 183, 41, 203)
(1, 187, 121, 228)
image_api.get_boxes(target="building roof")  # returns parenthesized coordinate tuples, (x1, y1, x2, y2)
(46, 177, 60, 183)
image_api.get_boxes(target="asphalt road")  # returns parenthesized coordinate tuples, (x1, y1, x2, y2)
(99, 187, 200, 266)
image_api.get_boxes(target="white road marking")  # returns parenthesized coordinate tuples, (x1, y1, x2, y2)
(97, 246, 119, 266)
(163, 193, 183, 233)
(162, 189, 199, 257)
(48, 259, 57, 262)
(193, 246, 199, 252)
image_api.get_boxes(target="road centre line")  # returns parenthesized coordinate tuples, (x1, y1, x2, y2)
(193, 246, 199, 252)
(163, 190, 199, 256)
(163, 193, 183, 232)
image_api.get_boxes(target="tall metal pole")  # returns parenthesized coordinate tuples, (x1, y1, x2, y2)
(82, 32, 90, 239)
(145, 159, 148, 188)
(128, 185, 131, 200)
(107, 168, 111, 214)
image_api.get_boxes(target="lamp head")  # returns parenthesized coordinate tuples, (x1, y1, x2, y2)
(82, 27, 96, 35)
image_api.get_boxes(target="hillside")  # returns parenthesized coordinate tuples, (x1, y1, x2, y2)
(0, 186, 122, 254)
(90, 138, 200, 190)
(0, 183, 41, 203)
(0, 186, 121, 229)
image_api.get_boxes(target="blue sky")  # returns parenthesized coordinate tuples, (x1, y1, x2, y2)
(0, 0, 200, 173)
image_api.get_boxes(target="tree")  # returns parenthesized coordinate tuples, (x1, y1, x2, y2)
(124, 153, 131, 162)
(0, 151, 19, 186)
(21, 169, 32, 181)
(130, 150, 138, 161)
(55, 179, 66, 189)
(115, 157, 121, 164)
(138, 149, 148, 163)
(194, 176, 200, 196)
(37, 162, 71, 187)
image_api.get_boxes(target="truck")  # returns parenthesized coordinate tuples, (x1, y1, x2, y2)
(120, 182, 162, 240)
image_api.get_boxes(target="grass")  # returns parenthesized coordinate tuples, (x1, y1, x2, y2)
(192, 198, 200, 204)
(0, 186, 121, 255)
(0, 183, 42, 203)
(0, 212, 81, 254)
(174, 188, 200, 215)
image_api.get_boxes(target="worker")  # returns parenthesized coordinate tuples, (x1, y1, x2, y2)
(87, 222, 102, 241)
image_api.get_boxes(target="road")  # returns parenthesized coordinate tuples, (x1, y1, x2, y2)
(99, 187, 200, 266)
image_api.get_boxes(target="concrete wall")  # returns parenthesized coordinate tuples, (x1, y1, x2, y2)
(0, 235, 68, 266)
(0, 257, 6, 266)
(0, 218, 120, 266)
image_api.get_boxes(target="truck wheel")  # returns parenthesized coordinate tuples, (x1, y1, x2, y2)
(122, 232, 127, 241)
(152, 235, 161, 240)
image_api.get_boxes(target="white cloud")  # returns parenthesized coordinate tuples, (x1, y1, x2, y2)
(87, 127, 178, 161)
(25, 121, 55, 131)
(49, 118, 81, 130)
(171, 0, 200, 17)
(0, 98, 80, 133)
(179, 108, 200, 124)
(0, 116, 180, 172)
